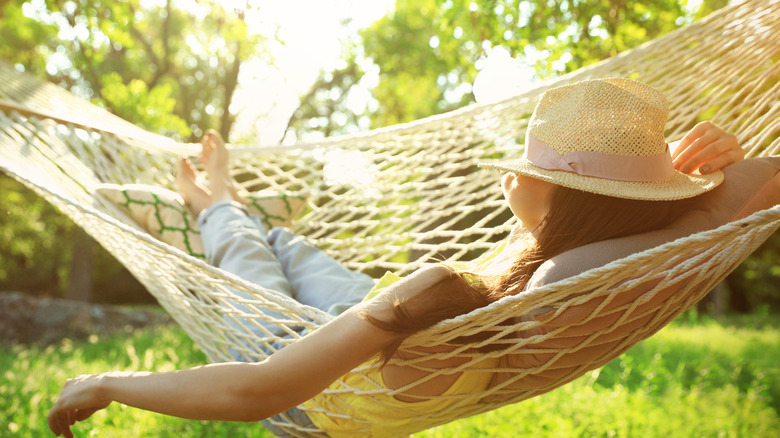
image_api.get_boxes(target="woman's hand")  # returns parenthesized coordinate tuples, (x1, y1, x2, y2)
(47, 373, 112, 437)
(672, 121, 744, 174)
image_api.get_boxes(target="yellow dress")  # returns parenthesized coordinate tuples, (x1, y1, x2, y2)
(301, 243, 506, 437)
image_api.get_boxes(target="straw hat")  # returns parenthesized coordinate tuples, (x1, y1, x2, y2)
(479, 78, 723, 200)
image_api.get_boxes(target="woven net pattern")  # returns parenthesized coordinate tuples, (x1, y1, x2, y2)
(1, 0, 779, 435)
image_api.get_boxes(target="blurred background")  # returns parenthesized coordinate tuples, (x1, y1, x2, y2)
(0, 0, 776, 314)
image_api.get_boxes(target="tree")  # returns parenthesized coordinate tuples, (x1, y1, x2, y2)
(287, 0, 729, 138)
(0, 173, 69, 296)
(284, 48, 368, 141)
(0, 0, 278, 301)
(2, 0, 275, 141)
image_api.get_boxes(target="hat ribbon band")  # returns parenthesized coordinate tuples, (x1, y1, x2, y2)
(525, 135, 676, 182)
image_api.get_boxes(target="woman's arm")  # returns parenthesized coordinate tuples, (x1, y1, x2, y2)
(671, 121, 744, 174)
(48, 265, 450, 437)
(47, 310, 388, 437)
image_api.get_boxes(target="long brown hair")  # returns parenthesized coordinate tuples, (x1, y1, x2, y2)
(363, 185, 695, 364)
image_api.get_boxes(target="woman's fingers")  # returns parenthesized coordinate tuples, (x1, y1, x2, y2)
(48, 375, 110, 437)
(672, 121, 742, 174)
(672, 122, 719, 168)
(697, 139, 744, 174)
(47, 406, 73, 438)
(48, 404, 75, 437)
(672, 121, 710, 160)
(677, 136, 740, 174)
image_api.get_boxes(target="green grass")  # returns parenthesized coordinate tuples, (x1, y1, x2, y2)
(2, 314, 778, 437)
(0, 326, 269, 437)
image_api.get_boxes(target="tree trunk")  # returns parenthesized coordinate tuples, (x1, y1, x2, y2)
(65, 228, 94, 302)
(725, 272, 751, 313)
(220, 41, 243, 139)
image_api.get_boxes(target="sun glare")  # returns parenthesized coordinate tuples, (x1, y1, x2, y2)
(314, 148, 379, 193)
(473, 46, 537, 104)
(230, 0, 393, 144)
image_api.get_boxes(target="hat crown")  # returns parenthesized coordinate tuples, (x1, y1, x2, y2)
(528, 78, 669, 157)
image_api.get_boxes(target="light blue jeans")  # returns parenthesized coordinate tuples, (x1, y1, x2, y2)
(198, 201, 376, 437)
(198, 201, 376, 336)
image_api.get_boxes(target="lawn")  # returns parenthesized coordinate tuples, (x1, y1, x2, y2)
(2, 312, 778, 437)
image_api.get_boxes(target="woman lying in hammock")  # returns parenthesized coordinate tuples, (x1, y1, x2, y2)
(48, 78, 745, 437)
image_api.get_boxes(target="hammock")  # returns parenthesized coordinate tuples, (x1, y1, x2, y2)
(1, 0, 779, 435)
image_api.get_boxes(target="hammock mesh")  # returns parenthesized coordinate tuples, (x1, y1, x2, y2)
(1, 0, 779, 435)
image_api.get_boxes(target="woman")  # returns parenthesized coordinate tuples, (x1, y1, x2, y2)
(47, 78, 744, 437)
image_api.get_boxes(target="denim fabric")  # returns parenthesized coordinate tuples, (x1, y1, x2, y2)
(260, 407, 323, 438)
(198, 201, 375, 337)
(197, 201, 377, 436)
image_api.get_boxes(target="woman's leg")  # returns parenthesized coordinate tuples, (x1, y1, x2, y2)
(177, 158, 295, 352)
(197, 130, 374, 315)
(198, 201, 294, 298)
(267, 228, 376, 315)
(179, 134, 372, 341)
(177, 133, 295, 301)
(194, 206, 299, 350)
(198, 202, 374, 316)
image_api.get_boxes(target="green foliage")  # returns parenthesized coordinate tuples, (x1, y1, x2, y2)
(0, 0, 277, 302)
(0, 173, 151, 302)
(2, 316, 777, 437)
(0, 173, 69, 293)
(0, 2, 56, 74)
(99, 72, 191, 137)
(362, 0, 469, 126)
(285, 51, 367, 140)
(1, 0, 274, 140)
(726, 232, 780, 312)
(288, 0, 723, 138)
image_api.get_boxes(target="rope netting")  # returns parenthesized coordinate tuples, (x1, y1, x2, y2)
(0, 0, 779, 435)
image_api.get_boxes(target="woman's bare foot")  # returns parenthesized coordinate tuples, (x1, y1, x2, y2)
(200, 130, 246, 204)
(175, 157, 212, 217)
(200, 130, 227, 175)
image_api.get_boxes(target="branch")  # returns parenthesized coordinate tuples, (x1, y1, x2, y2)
(281, 62, 362, 140)
(125, 1, 169, 87)
(61, 8, 118, 113)
(220, 43, 242, 139)
(219, 7, 247, 139)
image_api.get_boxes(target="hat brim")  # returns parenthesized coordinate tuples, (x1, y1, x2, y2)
(478, 158, 723, 201)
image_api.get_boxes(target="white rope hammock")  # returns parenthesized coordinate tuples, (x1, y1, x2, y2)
(1, 0, 779, 435)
